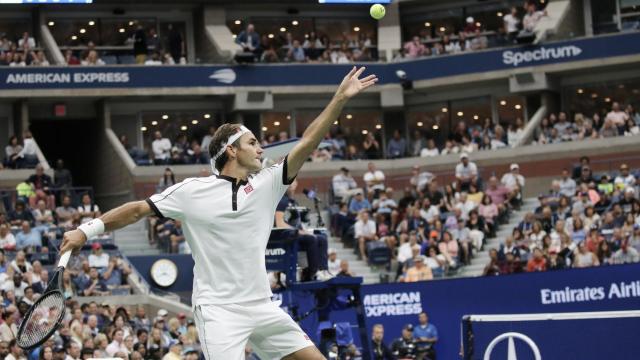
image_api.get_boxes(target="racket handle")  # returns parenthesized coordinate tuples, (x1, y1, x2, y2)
(58, 251, 71, 268)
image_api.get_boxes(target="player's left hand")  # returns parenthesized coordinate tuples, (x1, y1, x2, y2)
(336, 66, 378, 99)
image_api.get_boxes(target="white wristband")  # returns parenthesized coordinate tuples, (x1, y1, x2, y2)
(78, 219, 105, 239)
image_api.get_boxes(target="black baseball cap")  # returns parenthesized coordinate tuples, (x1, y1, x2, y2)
(403, 324, 414, 331)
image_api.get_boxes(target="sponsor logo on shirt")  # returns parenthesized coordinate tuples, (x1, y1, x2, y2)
(244, 184, 254, 194)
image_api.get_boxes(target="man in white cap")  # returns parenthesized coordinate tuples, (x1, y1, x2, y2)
(501, 163, 525, 206)
(61, 66, 377, 360)
(455, 153, 478, 192)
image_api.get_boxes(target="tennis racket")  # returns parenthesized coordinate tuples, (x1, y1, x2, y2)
(16, 251, 71, 350)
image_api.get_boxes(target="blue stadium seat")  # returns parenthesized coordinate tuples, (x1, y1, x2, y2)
(366, 241, 390, 266)
(102, 55, 118, 65)
(118, 55, 136, 64)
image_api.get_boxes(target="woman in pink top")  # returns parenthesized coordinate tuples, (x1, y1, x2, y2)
(438, 231, 459, 266)
(478, 194, 498, 234)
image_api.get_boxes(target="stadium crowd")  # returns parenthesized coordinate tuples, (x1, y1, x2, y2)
(396, 1, 547, 61)
(235, 23, 376, 63)
(0, 32, 49, 67)
(483, 158, 640, 276)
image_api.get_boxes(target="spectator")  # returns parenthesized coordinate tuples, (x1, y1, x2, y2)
(404, 255, 433, 282)
(336, 259, 354, 277)
(522, 3, 545, 33)
(236, 24, 260, 57)
(88, 243, 109, 268)
(386, 130, 406, 159)
(503, 6, 522, 39)
(64, 49, 80, 65)
(558, 169, 577, 198)
(573, 242, 599, 268)
(363, 162, 386, 197)
(612, 240, 640, 264)
(600, 119, 618, 138)
(0, 224, 16, 250)
(4, 135, 22, 169)
(332, 167, 359, 200)
(371, 324, 393, 360)
(498, 236, 520, 261)
(81, 267, 108, 296)
(409, 130, 427, 157)
(54, 159, 73, 191)
(81, 50, 105, 66)
(167, 23, 185, 64)
(391, 324, 417, 359)
(362, 132, 380, 159)
(420, 139, 439, 158)
(8, 201, 34, 227)
(2, 273, 28, 298)
(0, 306, 17, 342)
(413, 312, 438, 360)
(16, 131, 38, 168)
(55, 195, 78, 229)
(9, 250, 32, 275)
(403, 36, 427, 59)
(77, 193, 101, 224)
(526, 248, 547, 272)
(327, 248, 341, 275)
(606, 102, 629, 128)
(4, 339, 24, 360)
(152, 131, 172, 165)
(133, 24, 148, 64)
(106, 329, 128, 357)
(15, 221, 42, 252)
(133, 306, 151, 332)
(169, 220, 186, 253)
(286, 40, 306, 62)
(455, 153, 478, 191)
(614, 164, 636, 191)
(157, 167, 176, 193)
(17, 32, 35, 49)
(355, 211, 377, 261)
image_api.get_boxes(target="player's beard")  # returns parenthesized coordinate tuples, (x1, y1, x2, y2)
(236, 150, 262, 173)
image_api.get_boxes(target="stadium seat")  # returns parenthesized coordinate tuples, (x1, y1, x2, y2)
(366, 241, 390, 266)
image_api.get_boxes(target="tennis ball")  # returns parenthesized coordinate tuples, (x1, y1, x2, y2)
(370, 4, 386, 20)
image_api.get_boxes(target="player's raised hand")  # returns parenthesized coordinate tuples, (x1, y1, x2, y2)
(336, 66, 378, 99)
(60, 229, 87, 253)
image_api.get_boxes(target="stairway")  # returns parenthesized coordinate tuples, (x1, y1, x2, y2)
(114, 221, 161, 256)
(326, 235, 387, 284)
(457, 197, 539, 277)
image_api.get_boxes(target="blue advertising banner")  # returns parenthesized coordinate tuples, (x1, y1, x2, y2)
(1, 32, 639, 90)
(130, 254, 640, 359)
(360, 263, 640, 359)
(465, 312, 640, 360)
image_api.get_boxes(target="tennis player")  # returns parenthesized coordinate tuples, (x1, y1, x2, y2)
(61, 66, 377, 360)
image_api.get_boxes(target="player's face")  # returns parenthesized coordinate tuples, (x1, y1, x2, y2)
(235, 133, 263, 172)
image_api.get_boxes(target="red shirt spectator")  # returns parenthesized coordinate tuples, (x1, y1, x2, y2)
(526, 249, 547, 272)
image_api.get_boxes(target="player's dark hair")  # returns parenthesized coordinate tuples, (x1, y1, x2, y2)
(209, 123, 243, 172)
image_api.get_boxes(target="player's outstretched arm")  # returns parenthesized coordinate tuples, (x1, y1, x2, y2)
(287, 66, 377, 181)
(60, 200, 153, 253)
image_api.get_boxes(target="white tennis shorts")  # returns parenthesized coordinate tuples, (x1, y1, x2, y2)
(194, 298, 314, 360)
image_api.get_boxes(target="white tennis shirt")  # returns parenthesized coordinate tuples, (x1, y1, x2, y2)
(147, 157, 293, 305)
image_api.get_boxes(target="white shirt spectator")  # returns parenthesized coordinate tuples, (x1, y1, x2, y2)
(503, 14, 520, 33)
(523, 10, 545, 32)
(328, 257, 341, 274)
(2, 280, 28, 298)
(455, 161, 478, 180)
(614, 174, 636, 190)
(501, 172, 525, 191)
(106, 341, 128, 357)
(507, 128, 524, 147)
(420, 147, 439, 157)
(355, 219, 376, 238)
(9, 260, 32, 274)
(420, 205, 440, 224)
(332, 173, 358, 198)
(77, 203, 100, 224)
(152, 137, 172, 161)
(606, 109, 629, 127)
(88, 252, 110, 268)
(18, 137, 37, 158)
(18, 36, 36, 49)
(455, 199, 476, 221)
(397, 242, 415, 263)
(559, 177, 577, 198)
(490, 139, 507, 149)
(363, 170, 386, 192)
(0, 232, 16, 249)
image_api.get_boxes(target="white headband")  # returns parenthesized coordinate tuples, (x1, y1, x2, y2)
(210, 125, 251, 174)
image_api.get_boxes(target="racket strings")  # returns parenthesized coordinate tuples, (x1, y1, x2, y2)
(17, 292, 65, 349)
